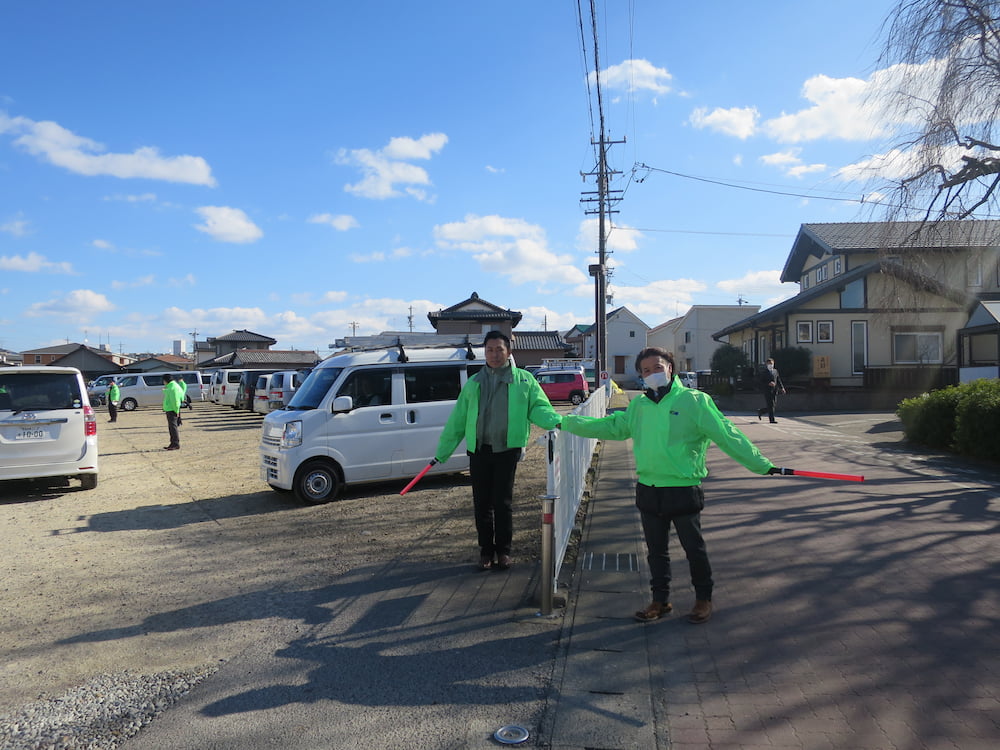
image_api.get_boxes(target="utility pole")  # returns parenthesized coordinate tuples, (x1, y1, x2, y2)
(580, 0, 623, 391)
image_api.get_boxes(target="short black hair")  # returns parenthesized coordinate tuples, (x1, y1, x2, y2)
(483, 330, 511, 350)
(162, 373, 174, 382)
(634, 347, 675, 373)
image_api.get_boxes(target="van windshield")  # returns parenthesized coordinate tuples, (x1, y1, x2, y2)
(286, 368, 342, 410)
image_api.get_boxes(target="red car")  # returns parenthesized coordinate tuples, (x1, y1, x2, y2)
(534, 367, 590, 405)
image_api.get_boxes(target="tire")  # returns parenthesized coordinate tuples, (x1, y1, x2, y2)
(121, 398, 138, 411)
(80, 474, 98, 490)
(570, 392, 584, 405)
(293, 459, 342, 504)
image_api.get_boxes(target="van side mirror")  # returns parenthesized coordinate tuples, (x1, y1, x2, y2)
(332, 395, 354, 413)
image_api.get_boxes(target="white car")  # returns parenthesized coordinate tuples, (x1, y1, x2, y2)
(0, 366, 99, 490)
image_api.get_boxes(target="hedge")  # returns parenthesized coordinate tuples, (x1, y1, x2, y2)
(897, 379, 1000, 461)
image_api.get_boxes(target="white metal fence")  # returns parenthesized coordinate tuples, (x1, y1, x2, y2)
(543, 385, 609, 588)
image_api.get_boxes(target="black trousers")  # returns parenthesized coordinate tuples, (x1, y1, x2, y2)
(468, 445, 521, 558)
(108, 401, 118, 422)
(165, 411, 180, 448)
(635, 483, 713, 603)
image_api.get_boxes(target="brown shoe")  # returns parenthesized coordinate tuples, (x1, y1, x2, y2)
(478, 554, 494, 571)
(634, 601, 672, 622)
(687, 599, 713, 624)
(497, 554, 513, 570)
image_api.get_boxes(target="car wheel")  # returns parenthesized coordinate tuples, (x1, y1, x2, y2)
(570, 392, 584, 405)
(293, 459, 342, 504)
(80, 474, 98, 490)
(121, 398, 138, 411)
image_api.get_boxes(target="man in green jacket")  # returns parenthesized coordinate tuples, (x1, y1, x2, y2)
(162, 373, 182, 451)
(436, 331, 562, 571)
(561, 347, 778, 624)
(106, 379, 120, 423)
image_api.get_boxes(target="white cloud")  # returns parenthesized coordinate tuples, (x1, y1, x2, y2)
(92, 239, 114, 250)
(308, 213, 360, 231)
(103, 192, 158, 202)
(760, 149, 826, 178)
(434, 214, 589, 286)
(1, 214, 29, 236)
(0, 111, 216, 186)
(605, 278, 708, 322)
(27, 289, 115, 317)
(689, 106, 759, 139)
(577, 218, 641, 253)
(715, 270, 794, 307)
(337, 133, 447, 201)
(111, 274, 156, 290)
(592, 59, 673, 97)
(322, 290, 350, 303)
(835, 143, 973, 182)
(194, 206, 263, 243)
(0, 251, 74, 274)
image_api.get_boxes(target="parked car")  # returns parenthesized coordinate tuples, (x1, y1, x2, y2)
(678, 371, 698, 389)
(113, 371, 204, 411)
(260, 344, 485, 503)
(251, 373, 275, 414)
(533, 367, 590, 405)
(87, 373, 121, 405)
(233, 369, 278, 410)
(267, 370, 307, 410)
(0, 366, 99, 490)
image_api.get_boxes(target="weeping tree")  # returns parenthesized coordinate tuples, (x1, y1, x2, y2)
(874, 0, 1000, 221)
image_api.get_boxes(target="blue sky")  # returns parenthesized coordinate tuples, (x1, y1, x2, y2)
(1, 0, 905, 355)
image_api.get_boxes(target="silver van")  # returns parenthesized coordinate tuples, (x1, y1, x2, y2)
(260, 345, 484, 503)
(0, 366, 99, 490)
(114, 371, 203, 411)
(267, 370, 307, 410)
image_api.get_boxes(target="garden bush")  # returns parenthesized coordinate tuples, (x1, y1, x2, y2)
(896, 385, 963, 449)
(952, 379, 1000, 461)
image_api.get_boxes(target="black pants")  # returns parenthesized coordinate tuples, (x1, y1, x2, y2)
(469, 445, 521, 558)
(108, 401, 118, 422)
(759, 388, 778, 422)
(165, 411, 180, 448)
(635, 483, 712, 603)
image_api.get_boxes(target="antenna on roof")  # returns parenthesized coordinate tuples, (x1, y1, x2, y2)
(465, 342, 476, 360)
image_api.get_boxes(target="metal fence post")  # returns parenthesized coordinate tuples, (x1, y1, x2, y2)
(539, 494, 557, 616)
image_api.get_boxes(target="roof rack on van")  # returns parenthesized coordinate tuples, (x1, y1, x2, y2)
(332, 333, 480, 354)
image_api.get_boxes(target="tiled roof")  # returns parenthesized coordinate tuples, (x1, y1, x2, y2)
(511, 331, 571, 351)
(782, 220, 1000, 281)
(200, 349, 320, 367)
(208, 329, 277, 344)
(427, 292, 522, 328)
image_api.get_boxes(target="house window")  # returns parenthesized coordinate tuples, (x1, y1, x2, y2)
(684, 331, 692, 343)
(817, 321, 834, 343)
(967, 252, 983, 287)
(833, 257, 843, 275)
(893, 331, 943, 364)
(34, 355, 42, 363)
(840, 278, 865, 309)
(629, 330, 636, 338)
(801, 273, 810, 290)
(816, 264, 828, 283)
(759, 335, 768, 361)
(796, 321, 813, 343)
(851, 321, 868, 375)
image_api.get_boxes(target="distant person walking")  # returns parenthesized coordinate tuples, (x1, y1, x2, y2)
(435, 330, 562, 572)
(757, 358, 786, 424)
(107, 379, 120, 423)
(162, 373, 182, 450)
(176, 374, 188, 425)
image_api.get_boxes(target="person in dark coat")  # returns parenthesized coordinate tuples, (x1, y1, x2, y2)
(757, 358, 785, 424)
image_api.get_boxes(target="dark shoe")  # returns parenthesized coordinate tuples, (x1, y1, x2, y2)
(769, 419, 777, 424)
(634, 601, 672, 622)
(478, 554, 494, 571)
(163, 445, 180, 451)
(497, 554, 513, 570)
(757, 410, 762, 421)
(687, 599, 712, 624)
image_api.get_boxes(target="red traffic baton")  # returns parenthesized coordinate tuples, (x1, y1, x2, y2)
(773, 467, 864, 482)
(400, 459, 438, 495)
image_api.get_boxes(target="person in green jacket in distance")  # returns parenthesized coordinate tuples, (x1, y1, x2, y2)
(161, 373, 183, 451)
(435, 330, 562, 572)
(106, 379, 120, 423)
(561, 346, 780, 625)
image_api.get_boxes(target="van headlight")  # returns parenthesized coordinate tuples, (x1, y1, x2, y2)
(282, 420, 303, 448)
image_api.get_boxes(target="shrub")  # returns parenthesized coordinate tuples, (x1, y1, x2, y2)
(772, 347, 812, 380)
(953, 379, 1000, 461)
(710, 344, 748, 378)
(896, 385, 962, 449)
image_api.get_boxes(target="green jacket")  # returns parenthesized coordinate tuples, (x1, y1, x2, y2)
(107, 382, 120, 403)
(561, 377, 773, 487)
(435, 366, 562, 462)
(162, 380, 183, 413)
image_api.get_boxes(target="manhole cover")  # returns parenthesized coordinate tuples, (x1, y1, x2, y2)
(493, 725, 530, 745)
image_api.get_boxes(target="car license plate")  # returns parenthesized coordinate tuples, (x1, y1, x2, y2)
(16, 428, 49, 440)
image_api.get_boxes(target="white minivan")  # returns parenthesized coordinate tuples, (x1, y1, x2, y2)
(260, 344, 484, 503)
(114, 371, 203, 410)
(0, 366, 99, 490)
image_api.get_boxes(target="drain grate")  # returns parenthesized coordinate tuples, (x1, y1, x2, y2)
(582, 552, 639, 572)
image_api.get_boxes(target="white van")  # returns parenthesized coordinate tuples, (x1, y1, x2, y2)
(212, 369, 250, 407)
(260, 344, 484, 503)
(0, 366, 99, 490)
(267, 370, 307, 410)
(114, 371, 204, 410)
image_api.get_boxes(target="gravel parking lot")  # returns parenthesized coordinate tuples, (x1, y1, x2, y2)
(0, 400, 560, 716)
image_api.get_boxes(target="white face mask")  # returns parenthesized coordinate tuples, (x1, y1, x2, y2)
(644, 370, 670, 390)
